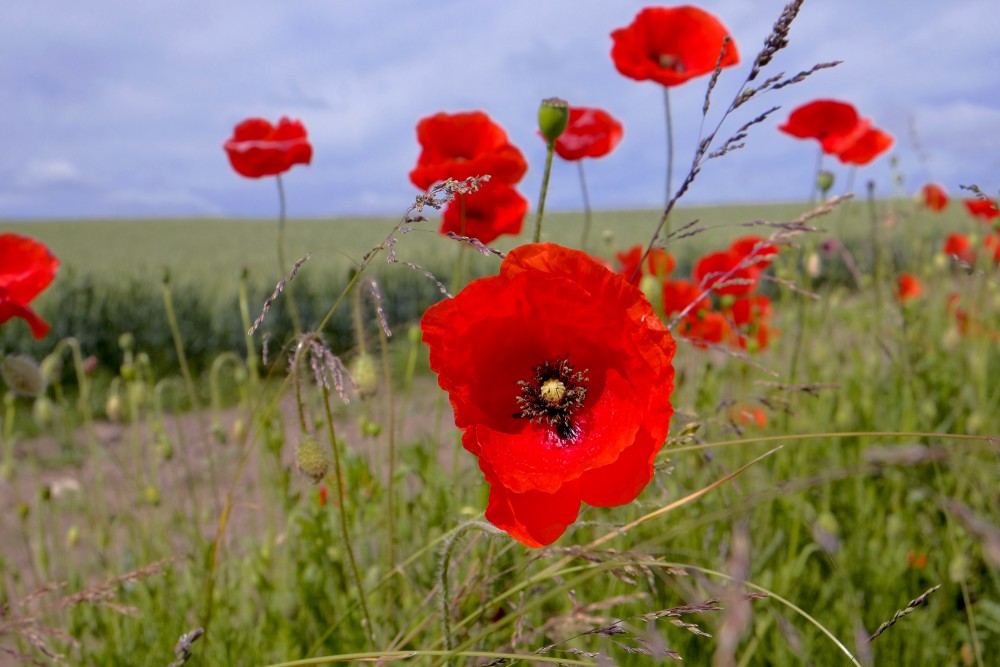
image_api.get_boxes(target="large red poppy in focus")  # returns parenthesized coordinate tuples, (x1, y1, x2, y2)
(554, 107, 624, 161)
(439, 181, 529, 244)
(610, 6, 739, 88)
(224, 117, 312, 178)
(0, 234, 59, 339)
(409, 111, 528, 190)
(421, 244, 676, 547)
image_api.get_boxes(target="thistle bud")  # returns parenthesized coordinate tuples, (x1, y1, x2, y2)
(295, 436, 329, 484)
(351, 353, 379, 400)
(538, 97, 569, 144)
(1, 355, 46, 398)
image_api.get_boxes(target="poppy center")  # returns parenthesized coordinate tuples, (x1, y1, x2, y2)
(657, 52, 685, 72)
(514, 356, 589, 442)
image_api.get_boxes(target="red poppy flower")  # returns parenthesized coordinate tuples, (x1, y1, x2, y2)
(983, 233, 1000, 263)
(421, 243, 676, 547)
(835, 125, 893, 166)
(616, 246, 676, 285)
(610, 6, 739, 88)
(964, 198, 1000, 222)
(409, 111, 528, 190)
(778, 100, 866, 154)
(921, 184, 948, 212)
(662, 279, 709, 317)
(693, 250, 759, 296)
(439, 181, 528, 244)
(223, 117, 312, 179)
(0, 234, 59, 339)
(943, 233, 975, 265)
(729, 404, 767, 428)
(895, 273, 922, 302)
(554, 107, 624, 161)
(729, 236, 779, 269)
(728, 294, 772, 328)
(676, 309, 731, 348)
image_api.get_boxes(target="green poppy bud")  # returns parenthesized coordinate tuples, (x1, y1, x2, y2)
(816, 170, 834, 193)
(1, 354, 46, 398)
(32, 396, 55, 429)
(538, 97, 569, 144)
(295, 436, 329, 484)
(351, 353, 379, 400)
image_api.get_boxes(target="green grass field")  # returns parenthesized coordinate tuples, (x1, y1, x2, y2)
(1, 198, 998, 666)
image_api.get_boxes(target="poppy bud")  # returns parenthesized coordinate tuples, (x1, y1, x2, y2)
(231, 418, 247, 443)
(1, 354, 47, 398)
(33, 396, 55, 429)
(816, 170, 834, 193)
(144, 485, 161, 506)
(295, 436, 329, 484)
(351, 353, 379, 399)
(118, 332, 135, 351)
(106, 394, 123, 422)
(66, 525, 80, 548)
(39, 354, 62, 384)
(538, 97, 569, 144)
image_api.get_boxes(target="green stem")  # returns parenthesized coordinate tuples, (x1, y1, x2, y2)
(533, 142, 556, 244)
(276, 174, 303, 335)
(376, 318, 397, 579)
(663, 86, 674, 222)
(439, 522, 505, 661)
(319, 379, 377, 648)
(577, 160, 593, 252)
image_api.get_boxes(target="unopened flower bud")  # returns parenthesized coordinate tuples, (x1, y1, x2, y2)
(33, 396, 55, 429)
(118, 332, 135, 351)
(816, 170, 834, 193)
(351, 353, 379, 399)
(805, 252, 821, 278)
(295, 436, 329, 484)
(106, 394, 123, 422)
(1, 355, 46, 397)
(67, 525, 80, 548)
(538, 97, 569, 144)
(39, 354, 62, 384)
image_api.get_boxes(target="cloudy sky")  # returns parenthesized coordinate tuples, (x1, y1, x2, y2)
(2, 1, 998, 219)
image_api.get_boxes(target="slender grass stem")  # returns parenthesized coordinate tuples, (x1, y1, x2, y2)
(577, 160, 593, 252)
(663, 85, 674, 215)
(276, 174, 303, 335)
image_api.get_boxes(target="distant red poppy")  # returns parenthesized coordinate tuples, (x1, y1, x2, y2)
(554, 107, 624, 161)
(728, 294, 772, 328)
(729, 236, 779, 269)
(964, 198, 1000, 222)
(409, 111, 527, 190)
(778, 100, 866, 154)
(662, 279, 710, 317)
(421, 243, 676, 547)
(0, 234, 59, 339)
(439, 181, 528, 244)
(676, 309, 731, 348)
(729, 404, 767, 428)
(835, 125, 893, 165)
(693, 250, 759, 296)
(224, 117, 312, 178)
(983, 233, 1000, 263)
(896, 273, 922, 302)
(610, 6, 739, 88)
(943, 233, 974, 265)
(921, 184, 948, 212)
(616, 246, 676, 285)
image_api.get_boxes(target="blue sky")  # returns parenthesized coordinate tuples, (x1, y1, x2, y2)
(2, 0, 998, 219)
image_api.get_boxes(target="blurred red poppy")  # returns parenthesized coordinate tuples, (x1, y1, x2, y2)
(676, 309, 731, 348)
(421, 243, 676, 547)
(835, 125, 893, 165)
(728, 294, 772, 328)
(778, 100, 866, 154)
(554, 107, 624, 161)
(896, 273, 922, 302)
(964, 198, 1000, 222)
(729, 404, 767, 428)
(616, 246, 675, 284)
(693, 250, 759, 296)
(439, 181, 528, 244)
(943, 233, 974, 265)
(610, 6, 739, 88)
(662, 279, 709, 317)
(921, 184, 948, 212)
(224, 117, 312, 178)
(729, 236, 779, 269)
(0, 234, 59, 339)
(410, 111, 527, 190)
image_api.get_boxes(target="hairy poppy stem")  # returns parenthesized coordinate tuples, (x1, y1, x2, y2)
(533, 141, 556, 243)
(663, 86, 675, 226)
(275, 174, 303, 335)
(577, 161, 593, 252)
